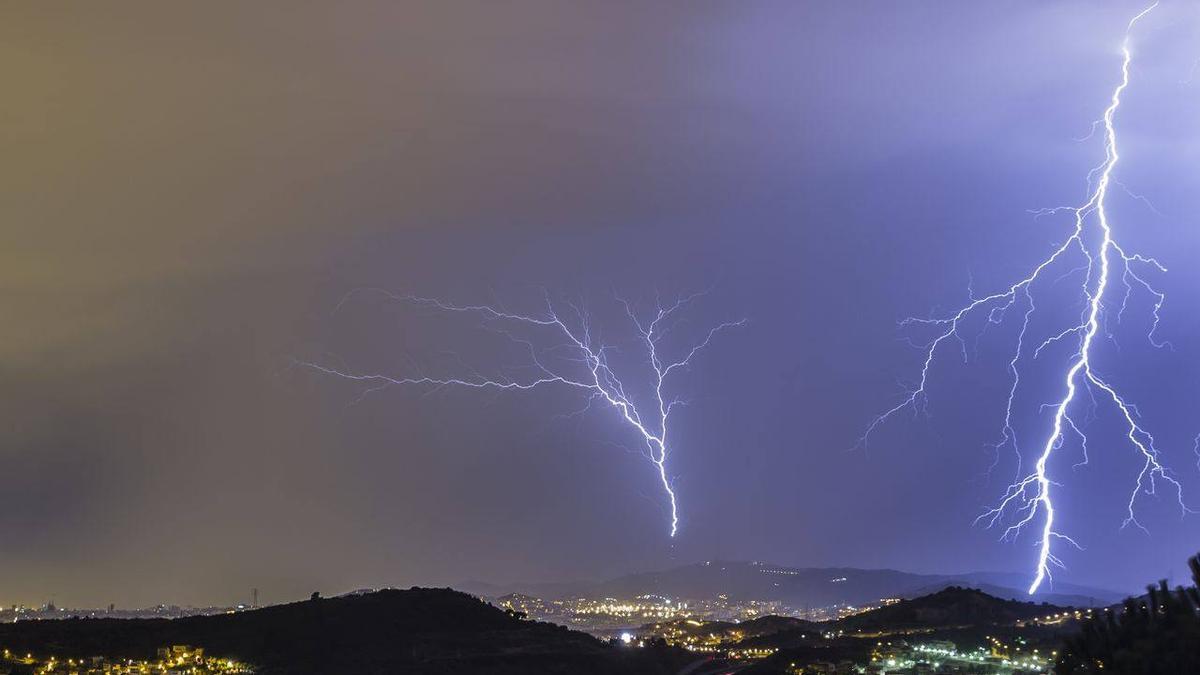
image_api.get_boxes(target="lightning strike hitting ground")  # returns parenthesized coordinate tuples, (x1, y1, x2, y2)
(859, 3, 1189, 594)
(301, 290, 744, 537)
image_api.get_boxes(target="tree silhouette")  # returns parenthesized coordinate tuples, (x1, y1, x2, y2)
(1055, 553, 1200, 673)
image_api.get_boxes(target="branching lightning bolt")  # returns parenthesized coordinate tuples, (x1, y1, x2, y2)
(859, 2, 1191, 594)
(300, 289, 744, 537)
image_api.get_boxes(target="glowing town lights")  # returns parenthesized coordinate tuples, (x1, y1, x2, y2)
(302, 290, 743, 536)
(860, 2, 1189, 593)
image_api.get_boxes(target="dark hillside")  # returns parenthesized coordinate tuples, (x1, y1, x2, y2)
(836, 586, 1067, 632)
(0, 588, 694, 674)
(736, 615, 816, 637)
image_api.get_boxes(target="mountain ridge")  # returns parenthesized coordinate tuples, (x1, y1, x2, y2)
(458, 560, 1124, 607)
(0, 588, 692, 675)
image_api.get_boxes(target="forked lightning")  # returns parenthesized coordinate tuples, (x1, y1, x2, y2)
(860, 3, 1189, 593)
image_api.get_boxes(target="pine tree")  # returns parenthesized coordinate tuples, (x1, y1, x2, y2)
(1055, 553, 1200, 673)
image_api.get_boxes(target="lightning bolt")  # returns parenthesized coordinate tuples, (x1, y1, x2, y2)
(860, 2, 1190, 593)
(300, 289, 744, 537)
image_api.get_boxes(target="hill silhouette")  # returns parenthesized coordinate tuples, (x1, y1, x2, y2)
(737, 615, 817, 637)
(732, 588, 1078, 675)
(902, 580, 1106, 608)
(463, 561, 1122, 608)
(0, 588, 693, 674)
(836, 585, 1067, 632)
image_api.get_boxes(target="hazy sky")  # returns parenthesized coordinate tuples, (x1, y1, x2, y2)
(3, 1, 1199, 607)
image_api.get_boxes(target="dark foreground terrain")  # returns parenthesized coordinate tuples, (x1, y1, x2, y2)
(3, 553, 1196, 675)
(0, 589, 693, 674)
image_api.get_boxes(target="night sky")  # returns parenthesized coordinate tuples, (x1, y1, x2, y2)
(4, 1, 1199, 608)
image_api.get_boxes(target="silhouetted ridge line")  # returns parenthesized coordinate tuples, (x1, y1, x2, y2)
(0, 588, 692, 674)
